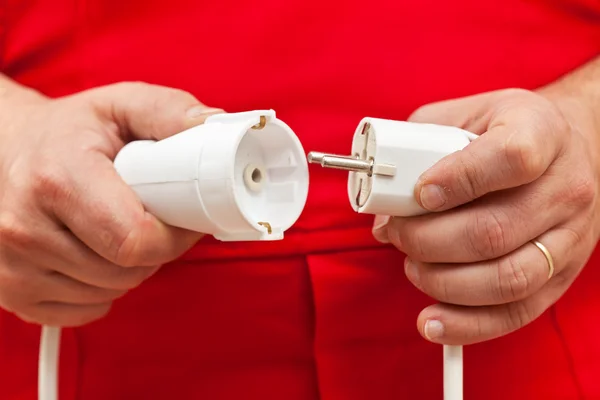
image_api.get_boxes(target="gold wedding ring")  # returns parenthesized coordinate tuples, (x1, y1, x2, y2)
(531, 240, 555, 280)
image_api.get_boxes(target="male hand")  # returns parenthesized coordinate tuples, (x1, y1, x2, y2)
(373, 88, 599, 345)
(0, 81, 222, 326)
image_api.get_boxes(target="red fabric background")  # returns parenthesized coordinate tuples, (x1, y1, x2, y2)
(1, 1, 600, 398)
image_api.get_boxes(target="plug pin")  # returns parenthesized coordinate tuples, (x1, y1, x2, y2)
(307, 152, 372, 174)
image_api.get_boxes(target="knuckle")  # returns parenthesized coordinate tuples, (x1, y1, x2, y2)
(408, 104, 434, 122)
(112, 221, 148, 267)
(15, 310, 42, 325)
(165, 87, 196, 102)
(127, 266, 159, 288)
(466, 210, 510, 259)
(87, 287, 128, 303)
(502, 132, 545, 180)
(394, 222, 428, 260)
(113, 81, 148, 92)
(0, 289, 21, 314)
(428, 271, 452, 303)
(114, 237, 139, 268)
(110, 265, 158, 290)
(0, 212, 33, 248)
(470, 314, 486, 341)
(93, 210, 147, 267)
(456, 155, 483, 200)
(565, 175, 596, 208)
(496, 255, 532, 302)
(70, 304, 112, 327)
(0, 270, 43, 308)
(503, 301, 535, 332)
(386, 224, 402, 249)
(31, 167, 70, 201)
(502, 88, 531, 98)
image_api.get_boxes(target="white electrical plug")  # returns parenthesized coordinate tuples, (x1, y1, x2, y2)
(308, 117, 477, 216)
(308, 116, 478, 400)
(39, 110, 309, 400)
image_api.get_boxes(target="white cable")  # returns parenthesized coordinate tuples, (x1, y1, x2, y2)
(39, 325, 61, 400)
(443, 345, 463, 400)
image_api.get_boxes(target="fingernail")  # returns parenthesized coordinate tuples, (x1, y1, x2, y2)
(186, 106, 224, 119)
(404, 258, 420, 288)
(424, 320, 445, 341)
(372, 215, 391, 243)
(420, 184, 446, 210)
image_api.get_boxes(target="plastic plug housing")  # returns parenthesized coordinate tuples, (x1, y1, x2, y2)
(308, 117, 476, 217)
(114, 110, 309, 241)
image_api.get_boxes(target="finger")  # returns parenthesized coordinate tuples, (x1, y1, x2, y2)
(409, 90, 566, 211)
(42, 83, 215, 265)
(0, 209, 161, 288)
(386, 175, 576, 262)
(31, 227, 160, 290)
(404, 227, 573, 306)
(1, 268, 126, 306)
(86, 81, 224, 146)
(43, 272, 126, 304)
(372, 215, 391, 243)
(0, 257, 125, 310)
(44, 146, 203, 268)
(67, 157, 204, 266)
(415, 269, 572, 346)
(16, 302, 112, 327)
(408, 91, 506, 133)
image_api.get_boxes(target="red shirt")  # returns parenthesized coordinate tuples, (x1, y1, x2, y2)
(1, 1, 600, 399)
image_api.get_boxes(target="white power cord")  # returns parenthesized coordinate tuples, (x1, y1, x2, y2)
(39, 326, 61, 400)
(36, 110, 309, 400)
(38, 330, 464, 400)
(309, 116, 477, 399)
(444, 345, 463, 400)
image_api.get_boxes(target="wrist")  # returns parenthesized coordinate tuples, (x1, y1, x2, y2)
(538, 81, 600, 240)
(538, 83, 600, 156)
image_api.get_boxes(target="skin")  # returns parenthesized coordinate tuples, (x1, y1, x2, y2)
(373, 57, 600, 345)
(0, 76, 222, 326)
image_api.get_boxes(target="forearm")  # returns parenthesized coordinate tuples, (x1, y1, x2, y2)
(538, 56, 600, 239)
(538, 56, 600, 148)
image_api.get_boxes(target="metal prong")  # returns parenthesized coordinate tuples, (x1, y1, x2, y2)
(307, 151, 372, 173)
(307, 152, 327, 164)
(251, 115, 267, 130)
(258, 221, 272, 234)
(322, 156, 372, 173)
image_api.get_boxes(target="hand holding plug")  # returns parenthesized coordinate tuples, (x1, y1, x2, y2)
(371, 89, 599, 346)
(0, 81, 223, 327)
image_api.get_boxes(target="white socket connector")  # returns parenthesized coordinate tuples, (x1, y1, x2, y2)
(39, 110, 309, 400)
(114, 110, 309, 241)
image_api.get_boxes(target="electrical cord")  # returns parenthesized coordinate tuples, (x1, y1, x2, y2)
(444, 345, 463, 400)
(38, 326, 61, 400)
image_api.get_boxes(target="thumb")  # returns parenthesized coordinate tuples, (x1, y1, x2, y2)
(408, 91, 506, 134)
(88, 82, 224, 143)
